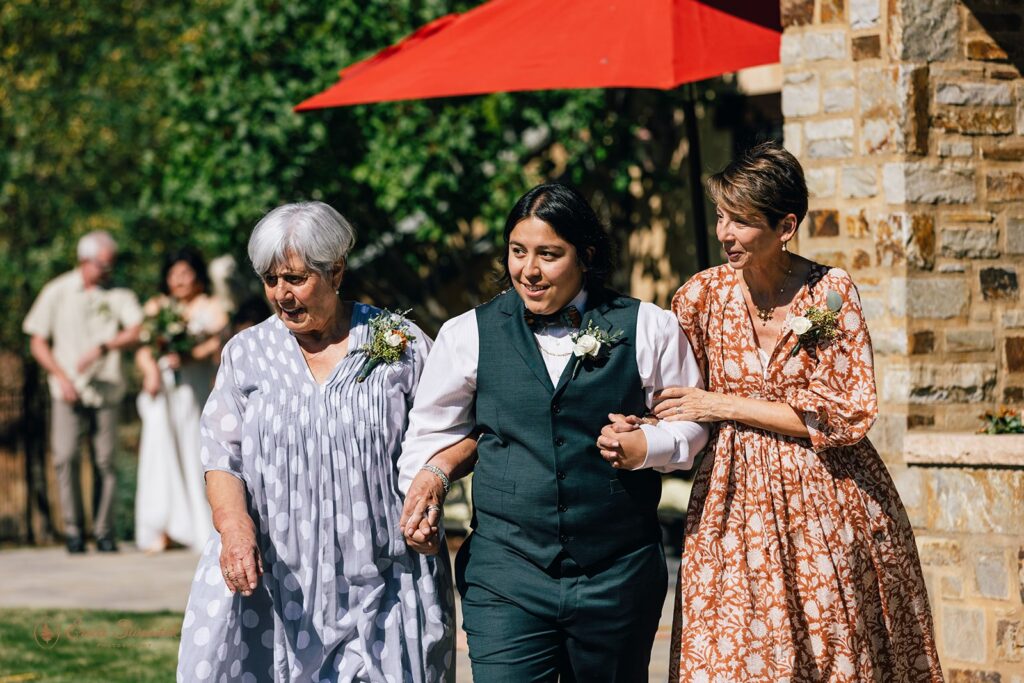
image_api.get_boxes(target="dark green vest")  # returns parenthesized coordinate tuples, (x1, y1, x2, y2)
(472, 288, 662, 569)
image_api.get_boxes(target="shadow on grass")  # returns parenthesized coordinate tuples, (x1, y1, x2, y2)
(0, 608, 181, 682)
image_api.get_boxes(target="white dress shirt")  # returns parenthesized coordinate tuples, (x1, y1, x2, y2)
(397, 290, 709, 493)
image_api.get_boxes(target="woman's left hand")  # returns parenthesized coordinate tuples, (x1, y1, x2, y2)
(652, 386, 727, 422)
(399, 469, 445, 555)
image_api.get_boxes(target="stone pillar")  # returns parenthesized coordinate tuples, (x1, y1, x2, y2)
(781, 0, 1024, 676)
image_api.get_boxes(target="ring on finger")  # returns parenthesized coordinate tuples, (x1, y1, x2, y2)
(676, 406, 682, 415)
(425, 504, 442, 514)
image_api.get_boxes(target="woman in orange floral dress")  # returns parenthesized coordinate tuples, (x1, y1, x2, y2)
(625, 142, 941, 681)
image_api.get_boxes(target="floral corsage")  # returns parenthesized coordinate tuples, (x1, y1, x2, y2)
(789, 290, 842, 357)
(356, 309, 416, 383)
(570, 320, 624, 378)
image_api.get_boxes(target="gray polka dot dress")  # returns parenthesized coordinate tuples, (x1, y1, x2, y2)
(177, 305, 455, 682)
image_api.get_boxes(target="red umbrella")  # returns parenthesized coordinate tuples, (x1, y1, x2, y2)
(295, 0, 779, 109)
(294, 0, 781, 268)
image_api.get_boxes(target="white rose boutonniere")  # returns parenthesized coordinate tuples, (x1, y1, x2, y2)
(357, 309, 416, 383)
(571, 333, 601, 359)
(790, 316, 813, 336)
(790, 290, 843, 357)
(569, 320, 624, 378)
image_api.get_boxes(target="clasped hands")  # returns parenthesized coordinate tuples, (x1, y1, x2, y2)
(597, 386, 721, 469)
(399, 468, 447, 555)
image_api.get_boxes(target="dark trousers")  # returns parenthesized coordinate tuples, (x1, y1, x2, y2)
(455, 533, 667, 683)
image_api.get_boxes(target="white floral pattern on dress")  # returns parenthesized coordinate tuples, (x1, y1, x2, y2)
(669, 264, 942, 683)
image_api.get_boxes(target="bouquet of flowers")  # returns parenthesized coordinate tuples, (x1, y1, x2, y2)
(139, 300, 195, 356)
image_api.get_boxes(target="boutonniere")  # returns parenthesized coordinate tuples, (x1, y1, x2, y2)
(570, 320, 624, 378)
(356, 309, 416, 383)
(790, 290, 842, 357)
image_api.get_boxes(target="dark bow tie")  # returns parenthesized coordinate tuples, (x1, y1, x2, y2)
(524, 305, 582, 330)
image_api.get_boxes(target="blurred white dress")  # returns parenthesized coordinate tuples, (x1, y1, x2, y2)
(135, 297, 225, 552)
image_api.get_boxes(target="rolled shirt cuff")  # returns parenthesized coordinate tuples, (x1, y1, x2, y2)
(637, 423, 676, 469)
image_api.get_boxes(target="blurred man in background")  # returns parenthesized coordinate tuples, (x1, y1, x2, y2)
(23, 231, 143, 553)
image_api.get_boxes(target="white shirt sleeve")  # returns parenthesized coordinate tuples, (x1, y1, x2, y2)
(634, 302, 710, 472)
(396, 310, 479, 494)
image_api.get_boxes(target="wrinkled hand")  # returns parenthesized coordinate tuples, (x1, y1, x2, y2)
(653, 386, 724, 422)
(400, 469, 445, 555)
(605, 412, 646, 433)
(142, 371, 162, 397)
(219, 518, 263, 596)
(57, 376, 79, 403)
(597, 418, 648, 470)
(76, 346, 103, 374)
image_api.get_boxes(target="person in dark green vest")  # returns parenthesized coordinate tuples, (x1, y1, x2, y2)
(398, 183, 709, 681)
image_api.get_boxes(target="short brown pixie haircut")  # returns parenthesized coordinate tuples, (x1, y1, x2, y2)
(705, 140, 808, 229)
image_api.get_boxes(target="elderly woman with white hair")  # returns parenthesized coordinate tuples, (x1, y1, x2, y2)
(177, 202, 465, 682)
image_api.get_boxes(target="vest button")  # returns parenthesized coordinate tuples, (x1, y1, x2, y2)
(556, 470, 566, 480)
(551, 403, 561, 414)
(558, 504, 568, 512)
(554, 436, 565, 447)
(559, 534, 568, 543)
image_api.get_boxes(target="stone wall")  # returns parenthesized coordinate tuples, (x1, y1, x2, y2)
(780, 0, 1024, 677)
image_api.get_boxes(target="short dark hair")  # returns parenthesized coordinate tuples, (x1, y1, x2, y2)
(499, 183, 615, 291)
(159, 246, 211, 295)
(706, 140, 808, 228)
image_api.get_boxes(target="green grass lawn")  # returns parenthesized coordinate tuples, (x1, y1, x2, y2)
(0, 608, 182, 682)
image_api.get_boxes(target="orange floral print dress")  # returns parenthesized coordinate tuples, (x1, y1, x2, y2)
(668, 263, 942, 683)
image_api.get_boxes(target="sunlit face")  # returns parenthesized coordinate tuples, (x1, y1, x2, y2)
(80, 247, 116, 287)
(715, 206, 790, 270)
(166, 261, 201, 301)
(261, 252, 343, 336)
(508, 217, 586, 315)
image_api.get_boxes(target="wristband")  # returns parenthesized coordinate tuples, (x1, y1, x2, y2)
(420, 464, 451, 495)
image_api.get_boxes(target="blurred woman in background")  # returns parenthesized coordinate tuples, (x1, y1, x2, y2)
(135, 246, 227, 553)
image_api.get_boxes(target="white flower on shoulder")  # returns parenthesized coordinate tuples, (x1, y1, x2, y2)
(384, 332, 405, 348)
(790, 315, 813, 335)
(571, 333, 601, 358)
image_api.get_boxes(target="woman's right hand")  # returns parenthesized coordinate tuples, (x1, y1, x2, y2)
(400, 468, 446, 555)
(218, 517, 263, 596)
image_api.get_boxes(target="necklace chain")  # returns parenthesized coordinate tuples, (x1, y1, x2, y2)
(535, 336, 573, 357)
(747, 265, 793, 326)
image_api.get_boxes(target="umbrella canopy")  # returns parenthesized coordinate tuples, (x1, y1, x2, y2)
(295, 0, 780, 110)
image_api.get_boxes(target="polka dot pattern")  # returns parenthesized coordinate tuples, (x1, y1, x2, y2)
(178, 307, 454, 681)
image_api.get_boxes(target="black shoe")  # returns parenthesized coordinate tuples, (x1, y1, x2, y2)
(66, 536, 86, 554)
(96, 536, 119, 553)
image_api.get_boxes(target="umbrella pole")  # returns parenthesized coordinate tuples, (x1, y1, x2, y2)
(682, 84, 710, 271)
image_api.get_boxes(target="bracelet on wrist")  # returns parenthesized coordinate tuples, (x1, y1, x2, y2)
(420, 464, 451, 495)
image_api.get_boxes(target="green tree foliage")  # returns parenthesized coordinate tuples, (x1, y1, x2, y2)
(3, 0, 759, 350)
(0, 0, 187, 353)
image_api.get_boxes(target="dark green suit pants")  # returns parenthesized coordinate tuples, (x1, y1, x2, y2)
(455, 533, 668, 682)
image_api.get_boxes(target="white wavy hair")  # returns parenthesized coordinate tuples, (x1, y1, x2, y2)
(77, 231, 117, 261)
(247, 202, 356, 279)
